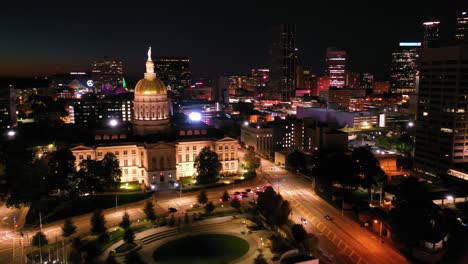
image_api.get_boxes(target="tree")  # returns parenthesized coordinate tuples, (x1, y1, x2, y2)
(184, 212, 190, 224)
(254, 253, 268, 264)
(194, 147, 221, 184)
(143, 200, 157, 221)
(352, 147, 387, 200)
(198, 190, 208, 204)
(0, 141, 41, 207)
(169, 214, 175, 226)
(62, 218, 77, 238)
(222, 190, 230, 202)
(204, 201, 215, 214)
(123, 228, 135, 243)
(231, 198, 241, 212)
(69, 237, 82, 264)
(273, 200, 291, 227)
(120, 212, 131, 230)
(244, 146, 260, 173)
(48, 149, 76, 192)
(90, 209, 106, 235)
(390, 176, 447, 250)
(68, 152, 121, 196)
(291, 224, 307, 246)
(31, 232, 48, 247)
(306, 233, 319, 256)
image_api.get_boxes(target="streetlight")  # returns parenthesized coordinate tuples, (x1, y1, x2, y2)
(109, 119, 118, 127)
(374, 219, 383, 238)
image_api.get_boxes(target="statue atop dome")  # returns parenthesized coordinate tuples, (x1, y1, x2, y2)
(147, 46, 152, 61)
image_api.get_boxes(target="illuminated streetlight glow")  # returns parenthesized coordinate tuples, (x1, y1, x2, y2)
(408, 122, 414, 127)
(189, 112, 202, 121)
(7, 130, 15, 137)
(109, 119, 118, 127)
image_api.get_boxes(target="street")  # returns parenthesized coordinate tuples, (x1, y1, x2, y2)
(0, 155, 408, 264)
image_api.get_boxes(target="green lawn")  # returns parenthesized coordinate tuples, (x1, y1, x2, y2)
(153, 234, 249, 264)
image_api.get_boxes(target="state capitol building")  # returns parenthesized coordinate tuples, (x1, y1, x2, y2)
(70, 48, 238, 189)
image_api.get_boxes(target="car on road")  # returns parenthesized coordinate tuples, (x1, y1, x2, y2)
(168, 207, 178, 213)
(245, 188, 253, 193)
(324, 215, 332, 220)
(301, 217, 308, 224)
(234, 191, 241, 195)
(190, 203, 200, 208)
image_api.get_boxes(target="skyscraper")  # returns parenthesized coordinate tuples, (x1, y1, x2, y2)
(268, 24, 297, 102)
(389, 42, 420, 94)
(153, 57, 191, 100)
(326, 47, 346, 88)
(414, 45, 468, 177)
(455, 11, 468, 43)
(91, 58, 123, 93)
(422, 21, 440, 48)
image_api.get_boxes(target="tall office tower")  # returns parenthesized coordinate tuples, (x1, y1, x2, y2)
(0, 85, 17, 129)
(360, 73, 374, 90)
(153, 57, 190, 100)
(326, 47, 346, 88)
(91, 58, 123, 93)
(414, 45, 468, 177)
(389, 42, 420, 94)
(455, 11, 468, 43)
(422, 21, 440, 48)
(268, 24, 297, 102)
(302, 67, 316, 92)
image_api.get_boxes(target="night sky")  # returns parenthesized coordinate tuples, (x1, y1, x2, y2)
(1, 1, 467, 83)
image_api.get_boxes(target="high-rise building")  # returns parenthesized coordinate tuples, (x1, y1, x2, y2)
(153, 57, 190, 100)
(422, 21, 440, 48)
(71, 93, 133, 127)
(268, 24, 297, 102)
(326, 47, 346, 88)
(360, 73, 374, 90)
(0, 85, 17, 129)
(414, 45, 468, 178)
(314, 75, 330, 96)
(91, 58, 123, 93)
(389, 42, 420, 94)
(455, 11, 468, 43)
(345, 71, 360, 89)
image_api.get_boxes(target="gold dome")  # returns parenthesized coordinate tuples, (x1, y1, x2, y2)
(134, 78, 167, 95)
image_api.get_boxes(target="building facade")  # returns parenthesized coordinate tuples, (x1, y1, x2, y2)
(91, 58, 123, 92)
(176, 137, 238, 178)
(422, 21, 440, 48)
(268, 24, 297, 102)
(414, 45, 468, 177)
(70, 93, 133, 127)
(455, 11, 468, 43)
(327, 47, 346, 88)
(153, 57, 190, 100)
(390, 42, 420, 94)
(0, 86, 17, 129)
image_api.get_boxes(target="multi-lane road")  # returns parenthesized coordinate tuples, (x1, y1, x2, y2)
(0, 155, 408, 264)
(260, 158, 408, 264)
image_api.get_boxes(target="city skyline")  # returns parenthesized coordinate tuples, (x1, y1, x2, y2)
(1, 1, 466, 80)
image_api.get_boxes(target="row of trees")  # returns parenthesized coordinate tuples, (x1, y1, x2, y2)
(0, 144, 122, 207)
(314, 147, 387, 199)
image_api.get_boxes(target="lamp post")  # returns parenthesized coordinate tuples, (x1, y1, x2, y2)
(374, 219, 383, 238)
